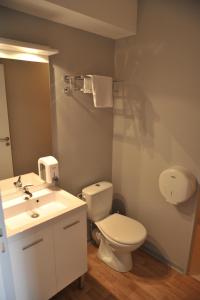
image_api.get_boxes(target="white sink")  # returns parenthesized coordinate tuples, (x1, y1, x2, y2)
(3, 187, 85, 237)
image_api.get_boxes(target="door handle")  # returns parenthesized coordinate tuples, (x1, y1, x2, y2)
(0, 137, 9, 142)
(0, 137, 10, 146)
(63, 220, 80, 230)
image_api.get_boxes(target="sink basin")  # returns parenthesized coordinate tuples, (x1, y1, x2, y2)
(35, 200, 66, 216)
(3, 187, 85, 237)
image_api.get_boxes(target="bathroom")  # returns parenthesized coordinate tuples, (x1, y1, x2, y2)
(0, 0, 200, 299)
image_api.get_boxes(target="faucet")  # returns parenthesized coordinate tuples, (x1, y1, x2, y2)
(13, 176, 22, 188)
(23, 184, 33, 198)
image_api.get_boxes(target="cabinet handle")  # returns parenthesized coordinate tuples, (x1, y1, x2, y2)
(0, 242, 5, 253)
(22, 238, 43, 251)
(0, 137, 9, 142)
(63, 220, 79, 230)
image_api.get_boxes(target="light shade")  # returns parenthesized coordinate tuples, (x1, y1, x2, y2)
(0, 37, 58, 63)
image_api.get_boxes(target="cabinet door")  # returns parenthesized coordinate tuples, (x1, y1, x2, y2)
(53, 210, 87, 292)
(9, 227, 56, 300)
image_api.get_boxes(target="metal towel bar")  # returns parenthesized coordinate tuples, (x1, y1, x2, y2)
(64, 74, 122, 95)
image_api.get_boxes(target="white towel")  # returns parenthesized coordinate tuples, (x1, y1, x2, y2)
(89, 75, 113, 108)
(82, 77, 92, 93)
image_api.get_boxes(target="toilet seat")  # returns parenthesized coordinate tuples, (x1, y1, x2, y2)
(95, 213, 147, 245)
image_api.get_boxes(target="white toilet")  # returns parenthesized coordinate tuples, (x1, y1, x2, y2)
(82, 181, 147, 272)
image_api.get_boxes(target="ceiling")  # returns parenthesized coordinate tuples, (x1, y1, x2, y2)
(0, 0, 137, 39)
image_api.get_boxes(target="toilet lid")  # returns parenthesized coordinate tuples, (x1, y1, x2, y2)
(96, 213, 147, 245)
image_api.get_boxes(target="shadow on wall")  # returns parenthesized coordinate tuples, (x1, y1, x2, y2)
(177, 185, 200, 219)
(114, 2, 200, 172)
(113, 83, 160, 149)
(112, 193, 127, 215)
(142, 237, 180, 271)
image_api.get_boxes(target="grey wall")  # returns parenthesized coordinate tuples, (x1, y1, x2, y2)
(112, 0, 200, 272)
(0, 6, 114, 195)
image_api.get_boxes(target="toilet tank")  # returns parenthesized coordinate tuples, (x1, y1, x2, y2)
(82, 181, 113, 222)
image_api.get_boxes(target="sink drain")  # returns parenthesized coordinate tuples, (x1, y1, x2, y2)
(31, 212, 39, 218)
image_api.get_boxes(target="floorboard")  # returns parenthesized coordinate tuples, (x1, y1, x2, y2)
(52, 244, 200, 300)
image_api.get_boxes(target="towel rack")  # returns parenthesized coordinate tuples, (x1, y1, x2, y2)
(63, 74, 121, 95)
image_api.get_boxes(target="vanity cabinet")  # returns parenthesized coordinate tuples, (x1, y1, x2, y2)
(9, 227, 56, 300)
(8, 208, 87, 300)
(53, 211, 87, 292)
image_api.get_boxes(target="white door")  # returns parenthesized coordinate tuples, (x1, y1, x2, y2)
(0, 191, 16, 300)
(0, 64, 13, 180)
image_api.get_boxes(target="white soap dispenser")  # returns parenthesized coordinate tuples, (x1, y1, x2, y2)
(38, 156, 59, 184)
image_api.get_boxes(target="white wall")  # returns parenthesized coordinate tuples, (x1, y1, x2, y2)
(113, 0, 200, 272)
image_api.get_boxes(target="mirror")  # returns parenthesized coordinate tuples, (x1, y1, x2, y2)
(0, 58, 52, 182)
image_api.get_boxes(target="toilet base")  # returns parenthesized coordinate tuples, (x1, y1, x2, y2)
(97, 237, 133, 272)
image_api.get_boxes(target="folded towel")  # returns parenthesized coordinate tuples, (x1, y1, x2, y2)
(89, 75, 113, 108)
(82, 77, 92, 93)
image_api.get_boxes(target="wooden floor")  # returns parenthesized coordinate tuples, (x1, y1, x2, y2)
(52, 244, 200, 300)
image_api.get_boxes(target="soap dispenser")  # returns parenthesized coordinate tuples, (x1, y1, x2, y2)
(38, 156, 59, 184)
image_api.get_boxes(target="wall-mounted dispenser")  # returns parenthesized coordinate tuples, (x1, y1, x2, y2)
(159, 166, 197, 205)
(38, 156, 59, 184)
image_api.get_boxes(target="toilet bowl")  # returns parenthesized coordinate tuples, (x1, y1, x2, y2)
(95, 213, 147, 272)
(82, 181, 147, 272)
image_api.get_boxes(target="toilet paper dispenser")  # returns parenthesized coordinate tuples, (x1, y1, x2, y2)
(38, 156, 59, 184)
(159, 166, 197, 205)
